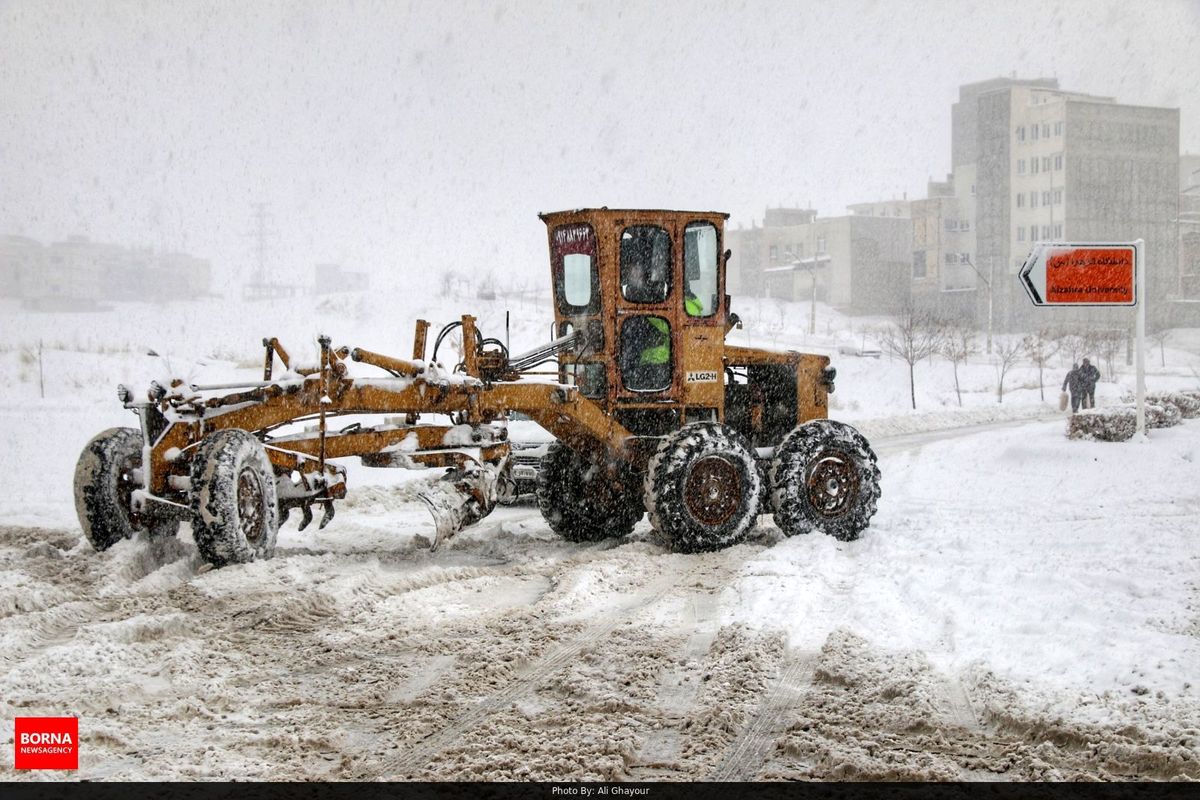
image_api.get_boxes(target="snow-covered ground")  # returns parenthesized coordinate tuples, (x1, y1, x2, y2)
(1, 292, 1199, 780)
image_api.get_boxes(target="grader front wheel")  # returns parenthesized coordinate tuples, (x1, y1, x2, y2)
(74, 427, 180, 551)
(189, 429, 281, 568)
(770, 420, 881, 542)
(644, 422, 762, 553)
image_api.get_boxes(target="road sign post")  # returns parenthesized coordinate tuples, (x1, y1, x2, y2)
(1018, 240, 1146, 436)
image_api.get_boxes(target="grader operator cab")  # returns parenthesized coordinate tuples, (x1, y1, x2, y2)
(74, 208, 880, 568)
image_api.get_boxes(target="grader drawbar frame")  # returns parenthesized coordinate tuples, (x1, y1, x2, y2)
(116, 315, 633, 550)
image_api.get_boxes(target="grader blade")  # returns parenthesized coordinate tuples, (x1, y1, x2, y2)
(416, 463, 501, 550)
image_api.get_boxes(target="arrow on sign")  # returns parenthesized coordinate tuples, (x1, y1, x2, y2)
(1018, 242, 1137, 307)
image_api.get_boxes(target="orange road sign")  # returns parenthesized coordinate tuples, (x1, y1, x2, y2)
(1018, 243, 1137, 307)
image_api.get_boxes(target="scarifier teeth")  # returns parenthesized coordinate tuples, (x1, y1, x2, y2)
(318, 500, 335, 530)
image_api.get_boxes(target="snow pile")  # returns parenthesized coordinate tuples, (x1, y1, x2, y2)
(724, 419, 1200, 712)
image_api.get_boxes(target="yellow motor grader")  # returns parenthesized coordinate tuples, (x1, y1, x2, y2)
(74, 208, 881, 567)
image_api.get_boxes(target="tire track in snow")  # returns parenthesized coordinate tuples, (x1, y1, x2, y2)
(707, 650, 818, 781)
(372, 561, 704, 779)
(707, 567, 857, 780)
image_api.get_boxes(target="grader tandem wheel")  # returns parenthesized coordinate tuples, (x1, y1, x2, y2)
(73, 208, 881, 568)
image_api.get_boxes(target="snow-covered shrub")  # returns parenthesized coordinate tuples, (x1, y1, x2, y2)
(1118, 391, 1200, 419)
(1146, 402, 1183, 429)
(1068, 407, 1135, 441)
(1070, 403, 1183, 440)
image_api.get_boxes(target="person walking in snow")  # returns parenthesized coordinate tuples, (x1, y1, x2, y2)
(1079, 357, 1101, 410)
(1062, 363, 1084, 413)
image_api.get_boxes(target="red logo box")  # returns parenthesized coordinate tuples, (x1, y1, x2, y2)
(14, 717, 78, 770)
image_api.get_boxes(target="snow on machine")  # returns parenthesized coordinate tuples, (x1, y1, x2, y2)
(74, 208, 881, 567)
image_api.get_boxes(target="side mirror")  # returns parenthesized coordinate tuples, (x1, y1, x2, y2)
(723, 249, 732, 262)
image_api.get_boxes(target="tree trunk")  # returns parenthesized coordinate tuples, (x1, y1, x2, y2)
(1038, 363, 1044, 401)
(953, 362, 962, 406)
(909, 361, 916, 410)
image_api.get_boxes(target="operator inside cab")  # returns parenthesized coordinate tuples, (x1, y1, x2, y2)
(619, 226, 672, 392)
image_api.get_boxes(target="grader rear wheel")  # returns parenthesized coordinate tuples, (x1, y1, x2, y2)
(770, 419, 880, 542)
(644, 422, 762, 553)
(536, 442, 642, 543)
(190, 429, 280, 568)
(74, 427, 180, 551)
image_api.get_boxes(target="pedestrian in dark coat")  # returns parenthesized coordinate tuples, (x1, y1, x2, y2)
(1079, 357, 1101, 409)
(1062, 363, 1084, 413)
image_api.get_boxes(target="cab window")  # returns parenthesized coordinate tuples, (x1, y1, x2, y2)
(684, 222, 718, 317)
(620, 315, 671, 392)
(552, 224, 599, 314)
(620, 226, 671, 304)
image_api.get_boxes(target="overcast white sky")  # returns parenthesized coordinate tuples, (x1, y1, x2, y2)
(2, 0, 1198, 291)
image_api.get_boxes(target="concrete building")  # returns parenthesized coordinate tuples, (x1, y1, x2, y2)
(970, 79, 1181, 330)
(314, 263, 370, 294)
(0, 234, 214, 308)
(0, 235, 45, 300)
(727, 208, 911, 315)
(1179, 154, 1200, 303)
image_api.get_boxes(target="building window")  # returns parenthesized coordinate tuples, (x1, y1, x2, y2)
(1054, 153, 1063, 170)
(959, 253, 971, 264)
(1032, 124, 1040, 141)
(1030, 225, 1038, 241)
(1018, 228, 1026, 242)
(1054, 224, 1063, 239)
(912, 250, 927, 279)
(1017, 159, 1026, 174)
(1042, 225, 1051, 240)
(816, 236, 826, 253)
(1054, 188, 1063, 204)
(960, 220, 970, 231)
(1031, 158, 1040, 175)
(1042, 190, 1051, 206)
(945, 219, 958, 231)
(970, 183, 976, 195)
(944, 253, 957, 265)
(1017, 126, 1026, 142)
(1031, 192, 1038, 208)
(1055, 121, 1064, 136)
(769, 245, 778, 263)
(1017, 193, 1025, 208)
(1043, 156, 1052, 171)
(784, 245, 793, 259)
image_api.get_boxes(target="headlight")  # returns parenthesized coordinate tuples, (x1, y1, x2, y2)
(116, 384, 132, 403)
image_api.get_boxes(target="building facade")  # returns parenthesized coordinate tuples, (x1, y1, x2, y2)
(727, 209, 911, 315)
(946, 79, 1183, 330)
(0, 235, 213, 309)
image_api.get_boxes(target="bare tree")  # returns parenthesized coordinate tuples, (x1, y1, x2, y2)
(1022, 327, 1059, 402)
(1055, 328, 1092, 367)
(880, 306, 944, 410)
(939, 318, 977, 407)
(994, 338, 1023, 403)
(1094, 328, 1123, 380)
(1148, 328, 1171, 367)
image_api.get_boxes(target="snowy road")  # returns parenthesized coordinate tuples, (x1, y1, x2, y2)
(2, 416, 1199, 780)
